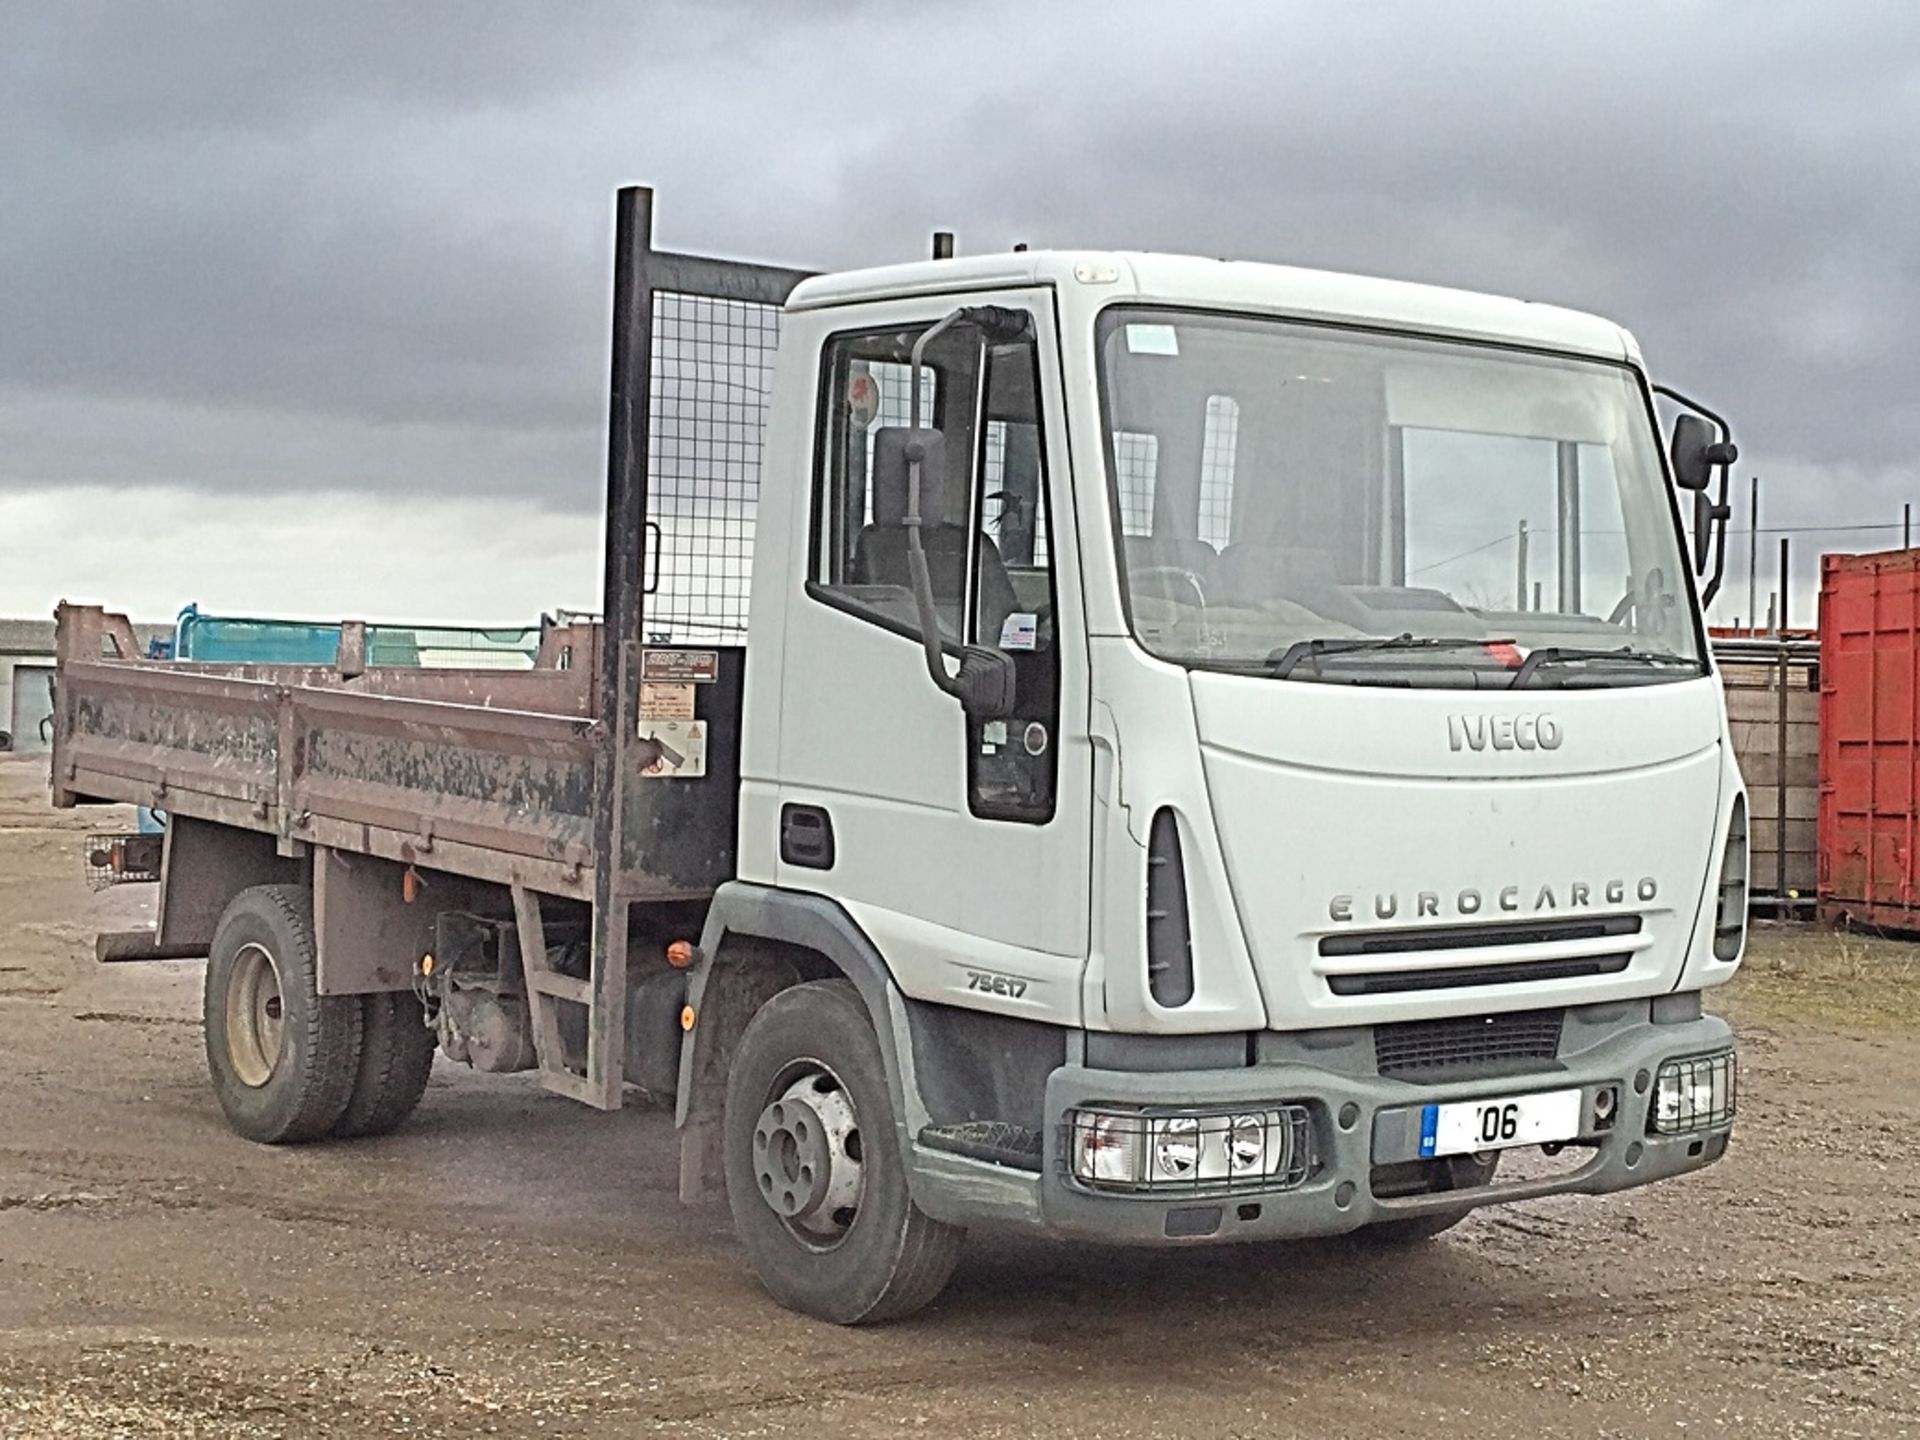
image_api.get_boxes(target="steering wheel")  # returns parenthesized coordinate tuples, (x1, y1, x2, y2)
(1604, 567, 1668, 630)
(1133, 565, 1209, 610)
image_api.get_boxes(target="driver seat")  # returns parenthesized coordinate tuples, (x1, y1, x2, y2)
(853, 427, 1020, 641)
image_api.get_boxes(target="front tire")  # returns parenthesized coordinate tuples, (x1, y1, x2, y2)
(204, 884, 363, 1144)
(724, 980, 963, 1324)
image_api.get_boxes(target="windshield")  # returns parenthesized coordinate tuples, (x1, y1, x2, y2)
(1096, 308, 1704, 687)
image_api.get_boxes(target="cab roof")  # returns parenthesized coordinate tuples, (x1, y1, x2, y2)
(784, 250, 1638, 363)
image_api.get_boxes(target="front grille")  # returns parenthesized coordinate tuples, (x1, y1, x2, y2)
(1329, 954, 1629, 996)
(1374, 1009, 1565, 1078)
(1319, 914, 1640, 957)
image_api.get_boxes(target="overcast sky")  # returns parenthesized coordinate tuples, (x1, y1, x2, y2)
(3, 1, 1916, 626)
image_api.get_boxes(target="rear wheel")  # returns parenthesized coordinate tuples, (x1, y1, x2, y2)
(332, 992, 436, 1138)
(724, 980, 963, 1324)
(204, 884, 363, 1143)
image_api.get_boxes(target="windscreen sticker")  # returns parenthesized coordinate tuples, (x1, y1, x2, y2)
(998, 612, 1039, 651)
(637, 718, 707, 778)
(1125, 323, 1180, 356)
(847, 367, 881, 430)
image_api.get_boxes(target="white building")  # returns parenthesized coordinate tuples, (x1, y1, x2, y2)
(1, 618, 167, 752)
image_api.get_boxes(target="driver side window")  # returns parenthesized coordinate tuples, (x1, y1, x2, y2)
(805, 322, 1060, 823)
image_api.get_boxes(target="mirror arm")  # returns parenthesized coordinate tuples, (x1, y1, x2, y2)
(901, 310, 972, 699)
(1652, 383, 1732, 442)
(892, 308, 1027, 718)
(1700, 470, 1734, 607)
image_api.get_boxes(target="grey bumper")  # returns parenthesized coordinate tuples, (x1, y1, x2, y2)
(908, 1007, 1734, 1244)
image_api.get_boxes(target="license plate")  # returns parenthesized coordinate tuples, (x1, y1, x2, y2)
(1419, 1087, 1581, 1158)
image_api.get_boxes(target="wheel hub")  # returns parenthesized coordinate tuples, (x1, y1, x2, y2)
(751, 1069, 864, 1242)
(753, 1096, 832, 1219)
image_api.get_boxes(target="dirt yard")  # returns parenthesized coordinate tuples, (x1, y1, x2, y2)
(2, 757, 1917, 1439)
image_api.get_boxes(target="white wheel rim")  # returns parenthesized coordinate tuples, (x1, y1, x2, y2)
(754, 1063, 866, 1250)
(225, 942, 285, 1088)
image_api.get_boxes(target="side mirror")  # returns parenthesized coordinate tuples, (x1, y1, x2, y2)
(1655, 383, 1738, 602)
(954, 645, 1017, 719)
(1692, 490, 1715, 574)
(1669, 413, 1716, 492)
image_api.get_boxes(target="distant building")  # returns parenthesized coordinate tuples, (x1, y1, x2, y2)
(0, 618, 168, 753)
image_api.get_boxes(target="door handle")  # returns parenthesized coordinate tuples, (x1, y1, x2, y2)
(780, 804, 835, 870)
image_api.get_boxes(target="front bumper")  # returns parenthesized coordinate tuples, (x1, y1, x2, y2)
(908, 1003, 1734, 1244)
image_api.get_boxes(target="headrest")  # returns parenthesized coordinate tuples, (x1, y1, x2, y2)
(871, 427, 960, 528)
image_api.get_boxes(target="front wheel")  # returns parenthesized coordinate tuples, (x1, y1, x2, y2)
(723, 980, 963, 1324)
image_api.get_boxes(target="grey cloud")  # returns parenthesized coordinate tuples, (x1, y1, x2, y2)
(4, 0, 1919, 577)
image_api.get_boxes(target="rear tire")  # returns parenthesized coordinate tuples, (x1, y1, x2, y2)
(204, 884, 363, 1144)
(724, 980, 963, 1324)
(332, 992, 436, 1138)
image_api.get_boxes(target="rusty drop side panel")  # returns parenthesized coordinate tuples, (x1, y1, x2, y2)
(54, 603, 606, 903)
(52, 185, 809, 1112)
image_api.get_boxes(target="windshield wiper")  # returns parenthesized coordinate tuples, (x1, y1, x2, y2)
(1506, 646, 1696, 689)
(1268, 634, 1510, 679)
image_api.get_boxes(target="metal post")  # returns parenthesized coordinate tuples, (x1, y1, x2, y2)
(1780, 536, 1790, 633)
(1748, 475, 1759, 635)
(1777, 537, 1790, 904)
(584, 185, 659, 1109)
(1906, 502, 1912, 550)
(1515, 519, 1530, 610)
(1556, 442, 1581, 612)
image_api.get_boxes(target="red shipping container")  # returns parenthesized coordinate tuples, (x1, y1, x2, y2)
(1818, 549, 1920, 927)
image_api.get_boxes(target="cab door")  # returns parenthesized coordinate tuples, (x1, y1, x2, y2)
(774, 290, 1091, 1023)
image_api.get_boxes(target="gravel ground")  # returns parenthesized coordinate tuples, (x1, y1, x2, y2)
(2, 754, 1917, 1438)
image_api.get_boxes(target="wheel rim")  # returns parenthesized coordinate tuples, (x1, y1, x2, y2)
(224, 941, 286, 1088)
(751, 1062, 864, 1250)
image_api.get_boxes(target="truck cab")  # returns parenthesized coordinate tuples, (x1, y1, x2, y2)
(688, 247, 1744, 1313)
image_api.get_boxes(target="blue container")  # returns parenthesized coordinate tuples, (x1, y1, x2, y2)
(173, 604, 343, 664)
(170, 605, 540, 669)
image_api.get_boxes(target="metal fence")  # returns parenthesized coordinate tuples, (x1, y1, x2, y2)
(1714, 635, 1820, 915)
(644, 294, 783, 644)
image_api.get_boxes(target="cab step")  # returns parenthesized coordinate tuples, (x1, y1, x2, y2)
(918, 1121, 1044, 1171)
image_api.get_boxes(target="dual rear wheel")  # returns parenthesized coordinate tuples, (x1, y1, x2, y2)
(204, 884, 434, 1144)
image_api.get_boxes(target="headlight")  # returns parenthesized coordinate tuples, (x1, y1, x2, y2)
(1227, 1113, 1269, 1174)
(1650, 1050, 1737, 1135)
(1153, 1115, 1202, 1180)
(1072, 1112, 1146, 1187)
(1069, 1105, 1313, 1194)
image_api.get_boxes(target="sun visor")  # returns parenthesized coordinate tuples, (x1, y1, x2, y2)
(1385, 360, 1618, 445)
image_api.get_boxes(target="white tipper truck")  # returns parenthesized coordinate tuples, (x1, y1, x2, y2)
(56, 187, 1745, 1323)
